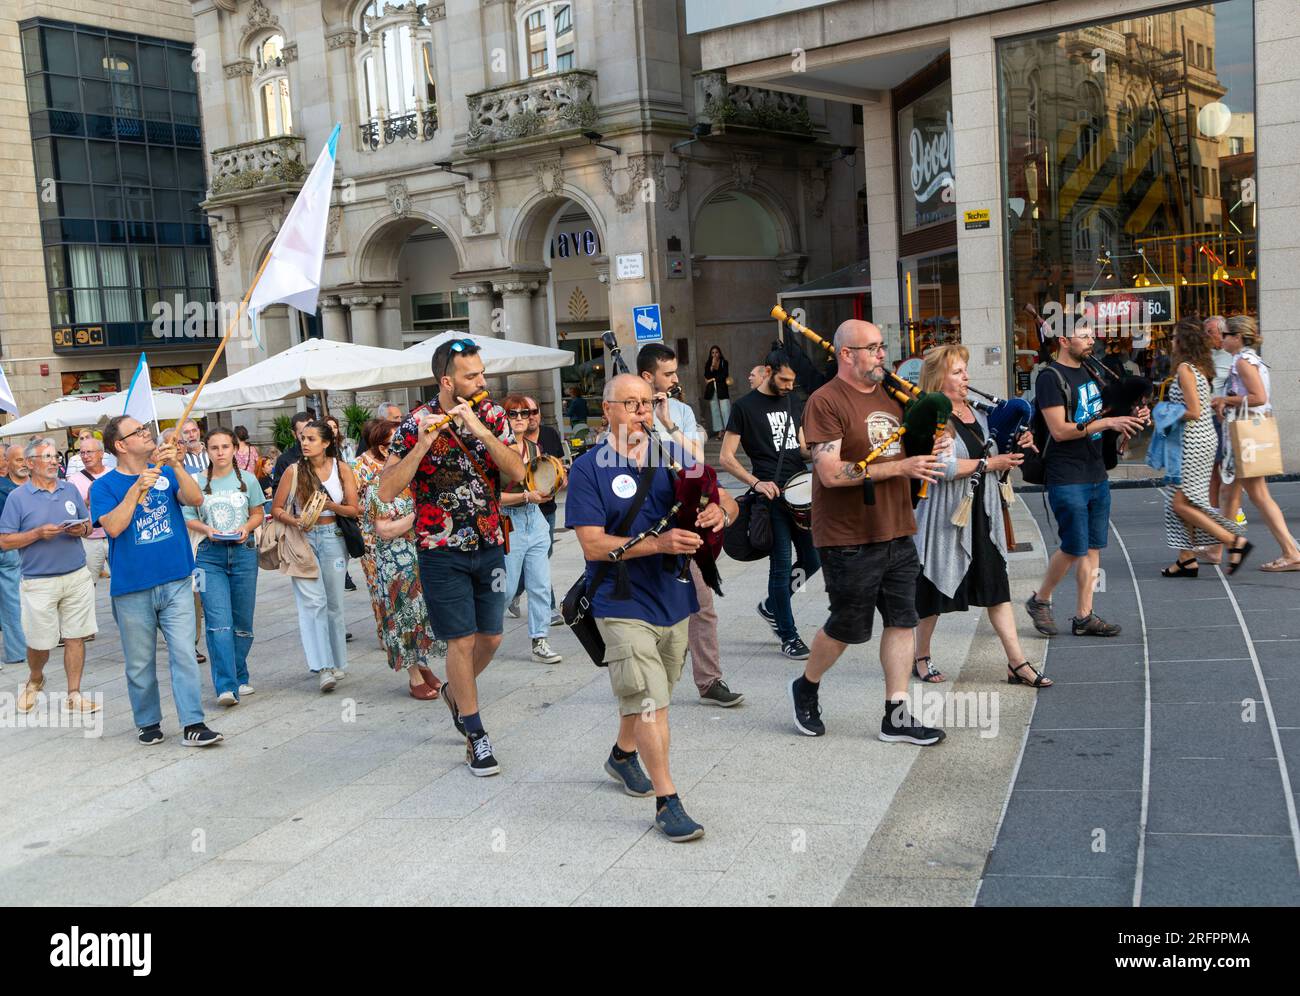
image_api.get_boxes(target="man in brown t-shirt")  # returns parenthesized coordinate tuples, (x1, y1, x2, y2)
(791, 319, 950, 746)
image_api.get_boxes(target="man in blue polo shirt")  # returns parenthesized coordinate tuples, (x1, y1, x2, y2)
(0, 437, 97, 716)
(566, 374, 738, 843)
(90, 415, 221, 748)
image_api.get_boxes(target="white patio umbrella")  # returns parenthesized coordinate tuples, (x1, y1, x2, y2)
(183, 338, 423, 412)
(0, 390, 208, 438)
(401, 331, 574, 377)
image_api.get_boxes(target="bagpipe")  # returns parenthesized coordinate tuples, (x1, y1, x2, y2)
(601, 331, 725, 594)
(1075, 359, 1153, 469)
(771, 304, 954, 507)
(967, 387, 1033, 547)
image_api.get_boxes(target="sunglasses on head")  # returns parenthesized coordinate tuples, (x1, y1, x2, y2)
(506, 408, 540, 419)
(440, 338, 477, 379)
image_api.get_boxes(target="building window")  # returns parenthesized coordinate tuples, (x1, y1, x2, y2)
(411, 291, 469, 333)
(694, 190, 780, 256)
(21, 19, 214, 350)
(517, 2, 575, 78)
(252, 34, 292, 137)
(356, 1, 436, 142)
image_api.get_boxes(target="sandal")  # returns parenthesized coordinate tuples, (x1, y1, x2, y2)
(1161, 558, 1199, 578)
(1007, 661, 1053, 688)
(913, 656, 946, 683)
(1226, 538, 1254, 576)
(1259, 557, 1300, 573)
(417, 665, 442, 697)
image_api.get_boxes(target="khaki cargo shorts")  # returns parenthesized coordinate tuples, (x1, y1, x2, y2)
(595, 616, 689, 716)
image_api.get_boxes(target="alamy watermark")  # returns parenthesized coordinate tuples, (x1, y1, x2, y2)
(0, 691, 104, 738)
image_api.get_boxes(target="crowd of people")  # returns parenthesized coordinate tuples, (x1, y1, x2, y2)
(0, 314, 1294, 844)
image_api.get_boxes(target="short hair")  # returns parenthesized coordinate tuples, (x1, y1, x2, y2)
(290, 410, 314, 430)
(636, 342, 676, 376)
(1203, 315, 1228, 338)
(362, 418, 397, 456)
(503, 393, 529, 413)
(374, 400, 400, 419)
(102, 415, 133, 457)
(919, 344, 970, 394)
(764, 350, 794, 375)
(431, 339, 482, 379)
(603, 373, 646, 404)
(79, 435, 104, 452)
(24, 436, 56, 459)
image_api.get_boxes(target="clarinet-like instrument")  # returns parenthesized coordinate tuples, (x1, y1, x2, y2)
(608, 503, 679, 562)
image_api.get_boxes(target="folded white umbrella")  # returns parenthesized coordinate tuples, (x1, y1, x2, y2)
(184, 338, 423, 412)
(401, 331, 574, 377)
(0, 390, 208, 438)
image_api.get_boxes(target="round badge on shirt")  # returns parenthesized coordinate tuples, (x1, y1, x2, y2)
(611, 473, 637, 499)
(64, 500, 77, 517)
(153, 476, 170, 491)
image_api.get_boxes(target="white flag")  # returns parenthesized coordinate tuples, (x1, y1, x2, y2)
(248, 124, 340, 346)
(122, 352, 158, 429)
(0, 363, 17, 416)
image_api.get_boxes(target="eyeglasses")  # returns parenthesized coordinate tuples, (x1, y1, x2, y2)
(612, 398, 653, 413)
(126, 425, 154, 440)
(844, 343, 887, 355)
(506, 408, 540, 419)
(439, 338, 477, 379)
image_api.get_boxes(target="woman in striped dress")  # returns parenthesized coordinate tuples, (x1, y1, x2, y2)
(1161, 320, 1250, 577)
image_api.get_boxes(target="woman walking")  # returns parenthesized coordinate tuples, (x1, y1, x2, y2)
(184, 429, 266, 705)
(703, 345, 731, 439)
(912, 345, 1051, 688)
(270, 420, 359, 691)
(499, 395, 562, 665)
(233, 425, 260, 475)
(1159, 319, 1251, 577)
(1213, 315, 1300, 572)
(353, 419, 445, 698)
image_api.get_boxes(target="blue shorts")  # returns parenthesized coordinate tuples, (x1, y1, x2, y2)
(1047, 482, 1111, 557)
(417, 545, 507, 640)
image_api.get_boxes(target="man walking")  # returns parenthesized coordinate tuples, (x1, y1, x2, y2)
(91, 417, 222, 747)
(69, 435, 112, 587)
(0, 438, 98, 715)
(0, 445, 29, 673)
(1024, 323, 1147, 638)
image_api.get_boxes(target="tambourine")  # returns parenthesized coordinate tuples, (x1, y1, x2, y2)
(297, 489, 328, 530)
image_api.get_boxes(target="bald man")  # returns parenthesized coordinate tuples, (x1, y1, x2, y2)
(791, 319, 949, 745)
(0, 444, 29, 668)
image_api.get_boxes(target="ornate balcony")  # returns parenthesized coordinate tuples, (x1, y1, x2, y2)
(207, 135, 306, 204)
(465, 70, 598, 153)
(358, 104, 438, 151)
(694, 71, 813, 136)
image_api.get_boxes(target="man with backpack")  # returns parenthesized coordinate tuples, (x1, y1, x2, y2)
(1024, 325, 1147, 638)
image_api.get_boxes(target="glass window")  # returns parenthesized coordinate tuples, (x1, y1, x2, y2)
(68, 245, 101, 321)
(999, 0, 1257, 458)
(142, 87, 170, 120)
(45, 246, 68, 287)
(47, 75, 80, 112)
(159, 246, 186, 287)
(88, 140, 119, 182)
(897, 78, 955, 234)
(694, 191, 780, 255)
(166, 46, 195, 91)
(43, 28, 78, 76)
(22, 27, 44, 73)
(186, 247, 211, 288)
(76, 32, 106, 79)
(53, 138, 89, 181)
(176, 149, 205, 189)
(95, 184, 123, 218)
(149, 146, 177, 186)
(137, 43, 167, 86)
(520, 2, 576, 78)
(153, 188, 181, 221)
(119, 143, 149, 185)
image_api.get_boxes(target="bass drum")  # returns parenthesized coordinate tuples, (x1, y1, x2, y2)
(782, 471, 814, 531)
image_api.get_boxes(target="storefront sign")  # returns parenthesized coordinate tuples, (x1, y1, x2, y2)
(1079, 286, 1176, 330)
(551, 228, 600, 258)
(898, 79, 956, 233)
(52, 326, 105, 349)
(963, 208, 990, 230)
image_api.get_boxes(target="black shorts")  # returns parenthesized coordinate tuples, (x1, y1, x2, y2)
(819, 539, 920, 645)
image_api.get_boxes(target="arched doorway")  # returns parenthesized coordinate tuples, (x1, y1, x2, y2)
(544, 201, 608, 430)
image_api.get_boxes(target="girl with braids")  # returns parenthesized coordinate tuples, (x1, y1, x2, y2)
(271, 419, 361, 692)
(183, 428, 268, 705)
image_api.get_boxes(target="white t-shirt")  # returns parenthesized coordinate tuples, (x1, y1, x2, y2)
(1211, 348, 1233, 396)
(1226, 349, 1270, 415)
(183, 468, 268, 535)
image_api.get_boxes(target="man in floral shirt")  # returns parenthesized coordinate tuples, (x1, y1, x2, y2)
(381, 339, 525, 777)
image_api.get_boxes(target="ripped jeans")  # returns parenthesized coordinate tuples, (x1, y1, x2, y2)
(195, 537, 260, 697)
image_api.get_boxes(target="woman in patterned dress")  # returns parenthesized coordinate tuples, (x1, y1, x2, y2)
(354, 419, 446, 699)
(1161, 319, 1251, 577)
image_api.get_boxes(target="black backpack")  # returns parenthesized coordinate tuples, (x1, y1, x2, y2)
(1020, 365, 1070, 486)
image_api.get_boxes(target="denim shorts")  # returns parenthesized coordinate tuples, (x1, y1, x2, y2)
(819, 538, 920, 645)
(1047, 481, 1111, 557)
(417, 544, 507, 640)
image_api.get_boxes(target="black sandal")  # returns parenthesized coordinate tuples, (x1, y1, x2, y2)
(1227, 539, 1254, 576)
(1007, 661, 1053, 687)
(913, 656, 946, 683)
(1161, 558, 1199, 578)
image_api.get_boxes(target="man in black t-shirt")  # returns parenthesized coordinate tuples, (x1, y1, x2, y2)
(720, 351, 820, 660)
(507, 396, 566, 625)
(1026, 326, 1147, 639)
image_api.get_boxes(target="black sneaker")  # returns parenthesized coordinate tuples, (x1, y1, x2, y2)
(1024, 593, 1057, 636)
(442, 682, 466, 736)
(789, 675, 824, 737)
(756, 600, 779, 636)
(1072, 612, 1122, 637)
(700, 680, 744, 707)
(344, 573, 357, 592)
(878, 704, 946, 746)
(465, 730, 500, 777)
(181, 724, 224, 748)
(781, 637, 811, 661)
(138, 724, 164, 746)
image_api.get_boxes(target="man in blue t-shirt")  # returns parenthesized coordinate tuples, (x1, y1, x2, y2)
(90, 415, 222, 748)
(566, 374, 738, 843)
(0, 444, 30, 670)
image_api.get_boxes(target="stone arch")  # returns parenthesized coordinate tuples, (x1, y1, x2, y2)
(690, 178, 798, 256)
(354, 208, 466, 283)
(507, 181, 608, 268)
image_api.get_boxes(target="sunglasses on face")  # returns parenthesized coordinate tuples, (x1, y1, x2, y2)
(506, 408, 540, 419)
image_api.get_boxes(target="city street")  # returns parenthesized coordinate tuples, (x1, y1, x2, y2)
(2, 481, 1295, 906)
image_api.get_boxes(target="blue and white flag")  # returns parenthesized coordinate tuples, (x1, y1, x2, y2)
(122, 352, 158, 430)
(0, 362, 17, 416)
(247, 124, 341, 349)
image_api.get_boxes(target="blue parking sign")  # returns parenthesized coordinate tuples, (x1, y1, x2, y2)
(633, 304, 662, 343)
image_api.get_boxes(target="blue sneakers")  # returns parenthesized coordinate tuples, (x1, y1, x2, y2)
(655, 796, 705, 842)
(604, 750, 654, 797)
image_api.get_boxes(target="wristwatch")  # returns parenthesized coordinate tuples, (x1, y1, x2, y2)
(722, 508, 732, 528)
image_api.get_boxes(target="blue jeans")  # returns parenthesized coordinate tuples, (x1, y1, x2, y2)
(1047, 481, 1111, 557)
(290, 526, 349, 673)
(195, 537, 259, 696)
(0, 548, 27, 664)
(767, 499, 821, 642)
(512, 508, 557, 608)
(112, 577, 205, 729)
(502, 504, 553, 639)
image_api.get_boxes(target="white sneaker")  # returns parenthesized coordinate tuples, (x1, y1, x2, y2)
(238, 683, 255, 696)
(531, 638, 562, 664)
(319, 669, 337, 692)
(332, 669, 345, 685)
(506, 596, 522, 619)
(217, 690, 238, 707)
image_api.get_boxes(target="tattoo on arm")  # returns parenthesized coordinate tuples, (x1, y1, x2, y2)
(836, 462, 865, 481)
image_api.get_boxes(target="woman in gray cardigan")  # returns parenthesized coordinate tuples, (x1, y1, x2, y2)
(911, 345, 1051, 688)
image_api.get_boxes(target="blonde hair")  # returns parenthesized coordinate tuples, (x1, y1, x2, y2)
(1227, 314, 1260, 350)
(919, 344, 969, 394)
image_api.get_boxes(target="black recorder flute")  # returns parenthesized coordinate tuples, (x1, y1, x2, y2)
(608, 503, 680, 562)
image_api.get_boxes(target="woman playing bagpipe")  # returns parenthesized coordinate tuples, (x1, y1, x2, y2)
(909, 345, 1052, 689)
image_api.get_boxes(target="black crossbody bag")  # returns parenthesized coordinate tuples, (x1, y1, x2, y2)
(562, 464, 659, 667)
